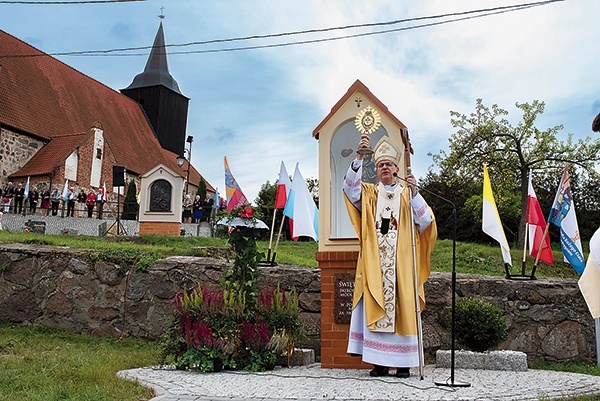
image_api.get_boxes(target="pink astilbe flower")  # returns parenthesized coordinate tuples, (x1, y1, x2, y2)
(201, 286, 224, 317)
(192, 321, 213, 349)
(257, 286, 275, 313)
(241, 320, 272, 350)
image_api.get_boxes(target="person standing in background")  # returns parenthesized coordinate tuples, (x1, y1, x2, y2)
(86, 189, 96, 218)
(40, 186, 51, 215)
(2, 182, 12, 213)
(66, 187, 76, 217)
(13, 183, 25, 214)
(77, 188, 86, 218)
(95, 188, 105, 219)
(50, 188, 61, 216)
(28, 186, 39, 214)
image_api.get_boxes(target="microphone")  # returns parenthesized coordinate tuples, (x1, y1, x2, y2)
(392, 172, 455, 206)
(393, 171, 469, 387)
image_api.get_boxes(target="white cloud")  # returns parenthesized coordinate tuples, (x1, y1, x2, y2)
(1, 0, 599, 203)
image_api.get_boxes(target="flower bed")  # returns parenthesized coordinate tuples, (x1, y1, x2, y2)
(159, 204, 303, 372)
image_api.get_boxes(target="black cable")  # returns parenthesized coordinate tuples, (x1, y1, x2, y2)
(34, 0, 567, 55)
(149, 365, 459, 393)
(0, 0, 144, 4)
(0, 0, 563, 59)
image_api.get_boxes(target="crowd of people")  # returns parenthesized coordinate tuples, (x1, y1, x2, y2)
(1, 182, 106, 218)
(2, 180, 221, 225)
(182, 193, 215, 223)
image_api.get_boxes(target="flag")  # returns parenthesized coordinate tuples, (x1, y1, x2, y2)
(283, 163, 319, 242)
(62, 179, 69, 201)
(526, 170, 554, 264)
(548, 166, 585, 274)
(578, 228, 600, 318)
(23, 176, 30, 201)
(481, 165, 512, 265)
(275, 161, 291, 209)
(214, 188, 220, 211)
(224, 156, 248, 211)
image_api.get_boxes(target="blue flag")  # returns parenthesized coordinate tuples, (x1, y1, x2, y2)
(548, 166, 585, 274)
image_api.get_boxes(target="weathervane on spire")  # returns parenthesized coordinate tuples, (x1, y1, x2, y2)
(158, 6, 165, 19)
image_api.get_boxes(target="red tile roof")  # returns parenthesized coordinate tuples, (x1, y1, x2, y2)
(15, 133, 86, 177)
(0, 29, 209, 187)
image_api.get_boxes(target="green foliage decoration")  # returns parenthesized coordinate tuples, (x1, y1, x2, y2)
(449, 297, 508, 352)
(197, 178, 207, 202)
(121, 179, 139, 220)
(220, 205, 264, 309)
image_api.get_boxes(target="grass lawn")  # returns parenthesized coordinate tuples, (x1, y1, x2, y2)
(0, 324, 157, 401)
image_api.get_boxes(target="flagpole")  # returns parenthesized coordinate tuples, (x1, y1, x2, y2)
(522, 223, 529, 276)
(266, 207, 278, 263)
(531, 222, 550, 278)
(271, 214, 286, 264)
(532, 165, 568, 278)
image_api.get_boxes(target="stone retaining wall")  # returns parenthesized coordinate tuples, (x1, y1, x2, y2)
(0, 243, 596, 364)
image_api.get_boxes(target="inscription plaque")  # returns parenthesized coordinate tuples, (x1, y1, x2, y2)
(334, 273, 355, 324)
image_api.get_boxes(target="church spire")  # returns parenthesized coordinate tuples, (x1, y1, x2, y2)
(122, 21, 183, 95)
(120, 16, 189, 156)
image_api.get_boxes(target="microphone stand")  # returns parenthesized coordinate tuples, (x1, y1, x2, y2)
(394, 173, 470, 388)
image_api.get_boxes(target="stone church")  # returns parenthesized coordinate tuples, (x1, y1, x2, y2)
(0, 22, 214, 208)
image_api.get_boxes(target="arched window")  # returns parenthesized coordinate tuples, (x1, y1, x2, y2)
(149, 179, 172, 212)
(329, 119, 386, 238)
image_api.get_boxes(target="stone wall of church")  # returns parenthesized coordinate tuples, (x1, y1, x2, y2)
(0, 127, 44, 186)
(0, 243, 596, 365)
(0, 126, 136, 214)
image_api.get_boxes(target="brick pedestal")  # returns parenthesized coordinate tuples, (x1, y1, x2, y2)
(139, 221, 181, 236)
(317, 250, 370, 369)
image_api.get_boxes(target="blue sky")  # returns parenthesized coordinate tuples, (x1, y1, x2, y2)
(1, 0, 599, 203)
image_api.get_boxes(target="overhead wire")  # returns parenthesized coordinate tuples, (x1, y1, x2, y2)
(0, 1, 145, 4)
(0, 0, 564, 58)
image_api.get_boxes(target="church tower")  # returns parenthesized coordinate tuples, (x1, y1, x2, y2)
(121, 20, 189, 156)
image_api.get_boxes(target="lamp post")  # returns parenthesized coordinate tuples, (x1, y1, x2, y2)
(176, 135, 194, 195)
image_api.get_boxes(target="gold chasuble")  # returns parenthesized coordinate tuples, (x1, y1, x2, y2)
(344, 182, 437, 336)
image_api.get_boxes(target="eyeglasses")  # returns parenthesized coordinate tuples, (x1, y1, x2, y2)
(376, 162, 395, 169)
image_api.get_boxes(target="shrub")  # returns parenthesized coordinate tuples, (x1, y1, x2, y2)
(449, 297, 508, 352)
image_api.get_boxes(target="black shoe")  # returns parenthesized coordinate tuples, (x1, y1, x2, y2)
(369, 365, 389, 377)
(395, 367, 410, 378)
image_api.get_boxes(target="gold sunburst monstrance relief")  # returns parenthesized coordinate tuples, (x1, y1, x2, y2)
(355, 105, 382, 155)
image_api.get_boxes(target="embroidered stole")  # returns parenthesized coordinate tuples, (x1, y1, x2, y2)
(374, 182, 403, 332)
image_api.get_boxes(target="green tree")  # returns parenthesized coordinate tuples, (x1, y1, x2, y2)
(121, 179, 139, 220)
(430, 99, 600, 246)
(197, 178, 207, 202)
(254, 180, 277, 233)
(306, 177, 319, 206)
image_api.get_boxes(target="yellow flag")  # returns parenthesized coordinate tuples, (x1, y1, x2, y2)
(482, 165, 512, 265)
